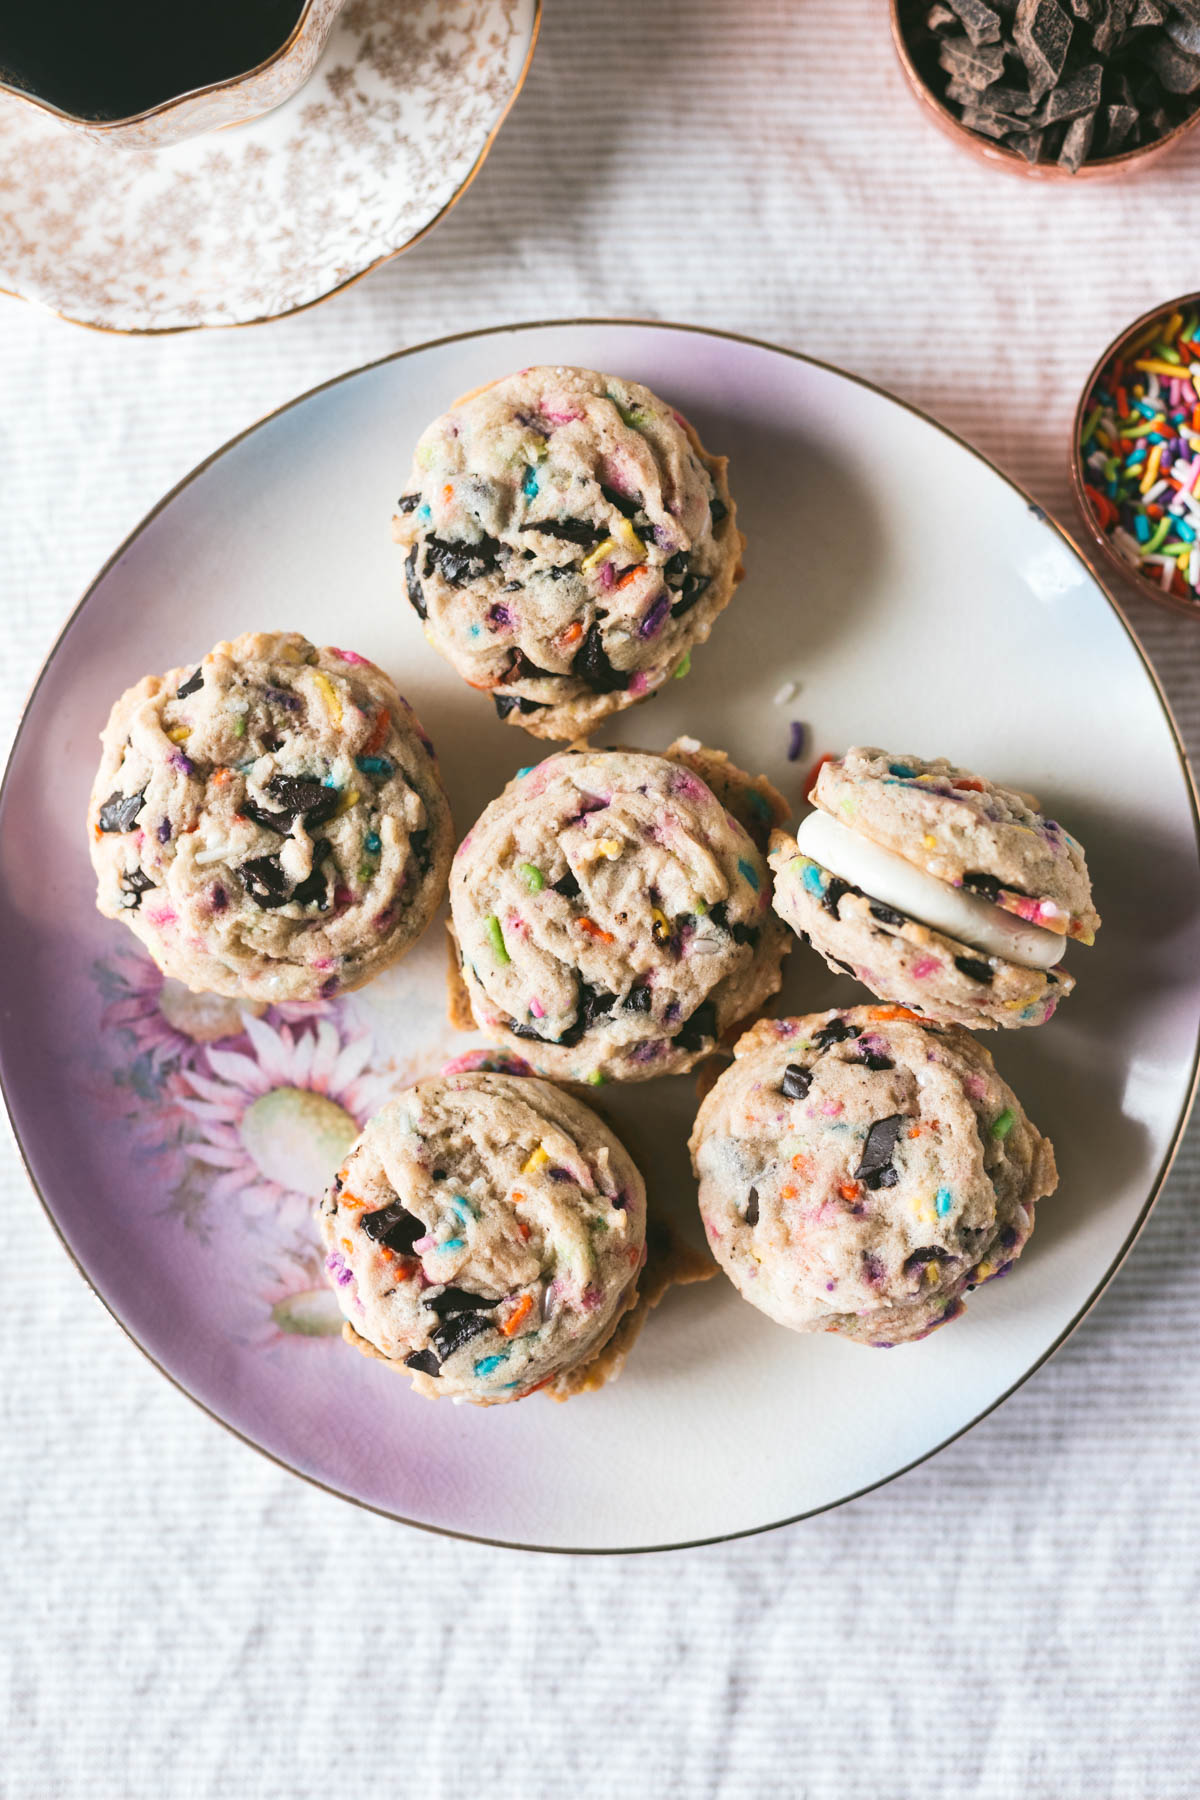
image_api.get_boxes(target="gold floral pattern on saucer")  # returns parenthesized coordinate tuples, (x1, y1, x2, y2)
(0, 0, 540, 332)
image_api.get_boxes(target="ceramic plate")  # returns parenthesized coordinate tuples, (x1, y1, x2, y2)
(3, 321, 1198, 1552)
(0, 0, 539, 333)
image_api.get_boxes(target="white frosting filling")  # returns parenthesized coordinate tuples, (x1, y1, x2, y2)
(796, 812, 1064, 972)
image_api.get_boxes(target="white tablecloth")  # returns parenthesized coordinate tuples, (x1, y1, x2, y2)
(4, 3, 1200, 1794)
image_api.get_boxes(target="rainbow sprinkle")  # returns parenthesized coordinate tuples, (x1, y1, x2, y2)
(1080, 307, 1200, 609)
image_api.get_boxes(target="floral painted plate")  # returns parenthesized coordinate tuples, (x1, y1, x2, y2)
(0, 0, 539, 333)
(2, 321, 1198, 1552)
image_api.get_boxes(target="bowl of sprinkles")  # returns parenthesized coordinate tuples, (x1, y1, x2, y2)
(1073, 294, 1200, 618)
(890, 0, 1200, 179)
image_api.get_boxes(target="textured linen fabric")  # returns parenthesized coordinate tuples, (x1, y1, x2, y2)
(3, 1, 1200, 1794)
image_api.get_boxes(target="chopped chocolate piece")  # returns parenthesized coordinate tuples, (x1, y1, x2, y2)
(600, 484, 642, 518)
(1166, 7, 1200, 51)
(623, 983, 653, 1012)
(552, 869, 580, 898)
(954, 954, 996, 983)
(854, 1114, 906, 1183)
(1059, 105, 1098, 163)
(422, 1287, 501, 1315)
(1007, 123, 1049, 156)
(572, 623, 629, 694)
(396, 493, 422, 512)
(176, 667, 204, 699)
(1142, 32, 1200, 86)
(1102, 98, 1140, 144)
(672, 998, 718, 1053)
(290, 841, 332, 909)
(709, 497, 729, 524)
(927, 0, 961, 26)
(869, 900, 908, 928)
(669, 572, 712, 619)
(98, 789, 146, 833)
(404, 545, 426, 618)
(404, 1349, 441, 1377)
(856, 1050, 896, 1071)
(118, 869, 155, 910)
(745, 1186, 760, 1226)
(430, 1311, 493, 1361)
(813, 1017, 861, 1049)
(360, 1198, 425, 1255)
(519, 518, 605, 546)
(424, 534, 503, 585)
(820, 876, 853, 918)
(508, 650, 558, 683)
(409, 827, 430, 874)
(240, 853, 291, 909)
(1043, 58, 1103, 113)
(493, 693, 545, 719)
(961, 102, 1020, 134)
(962, 870, 1005, 902)
(1013, 0, 1074, 97)
(947, 0, 1004, 41)
(780, 1064, 812, 1100)
(243, 773, 340, 835)
(905, 1246, 953, 1274)
(938, 34, 1008, 84)
(556, 982, 616, 1047)
(1130, 0, 1168, 24)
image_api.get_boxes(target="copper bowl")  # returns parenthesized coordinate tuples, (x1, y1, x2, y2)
(889, 1, 1200, 181)
(1070, 293, 1200, 621)
(0, 0, 345, 149)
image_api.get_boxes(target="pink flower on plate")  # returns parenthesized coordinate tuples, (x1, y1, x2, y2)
(179, 1013, 392, 1221)
(252, 1240, 346, 1344)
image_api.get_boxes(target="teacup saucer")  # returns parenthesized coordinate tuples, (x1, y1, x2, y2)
(0, 0, 539, 333)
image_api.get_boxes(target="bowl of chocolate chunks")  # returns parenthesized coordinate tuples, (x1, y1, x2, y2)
(891, 0, 1200, 178)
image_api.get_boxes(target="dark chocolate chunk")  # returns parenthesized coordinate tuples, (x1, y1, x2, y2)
(409, 827, 430, 874)
(623, 983, 653, 1012)
(552, 869, 581, 898)
(813, 1017, 861, 1049)
(856, 1050, 896, 1071)
(927, 0, 960, 26)
(424, 534, 503, 585)
(98, 789, 146, 833)
(954, 955, 996, 983)
(1142, 32, 1200, 87)
(672, 998, 718, 1053)
(430, 1310, 494, 1362)
(938, 34, 1008, 84)
(854, 1114, 906, 1183)
(962, 870, 1005, 902)
(508, 650, 558, 683)
(520, 518, 604, 545)
(1042, 58, 1103, 114)
(709, 497, 729, 525)
(493, 693, 546, 719)
(708, 901, 759, 947)
(745, 1185, 760, 1226)
(663, 550, 688, 587)
(556, 982, 617, 1048)
(176, 667, 204, 699)
(422, 1287, 501, 1316)
(669, 573, 712, 619)
(572, 624, 629, 694)
(820, 877, 853, 918)
(1103, 99, 1140, 147)
(601, 484, 642, 518)
(243, 774, 339, 834)
(360, 1198, 425, 1255)
(404, 545, 426, 618)
(396, 493, 422, 512)
(1013, 0, 1073, 97)
(863, 1165, 900, 1190)
(1059, 107, 1098, 163)
(505, 1017, 548, 1042)
(869, 900, 908, 928)
(404, 1348, 441, 1377)
(290, 842, 332, 909)
(118, 869, 155, 910)
(947, 0, 1004, 41)
(781, 1064, 812, 1100)
(240, 853, 291, 909)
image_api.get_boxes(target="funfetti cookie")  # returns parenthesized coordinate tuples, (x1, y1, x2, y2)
(769, 747, 1100, 1029)
(690, 1008, 1058, 1348)
(88, 632, 454, 1004)
(391, 366, 744, 740)
(318, 1072, 647, 1404)
(448, 740, 791, 1085)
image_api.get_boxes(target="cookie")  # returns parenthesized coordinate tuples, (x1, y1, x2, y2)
(448, 740, 792, 1083)
(689, 1008, 1058, 1347)
(88, 632, 454, 1003)
(769, 747, 1099, 1028)
(391, 366, 744, 740)
(317, 1072, 647, 1403)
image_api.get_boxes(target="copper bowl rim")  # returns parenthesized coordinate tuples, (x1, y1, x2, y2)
(888, 0, 1200, 181)
(1070, 291, 1200, 622)
(0, 0, 332, 135)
